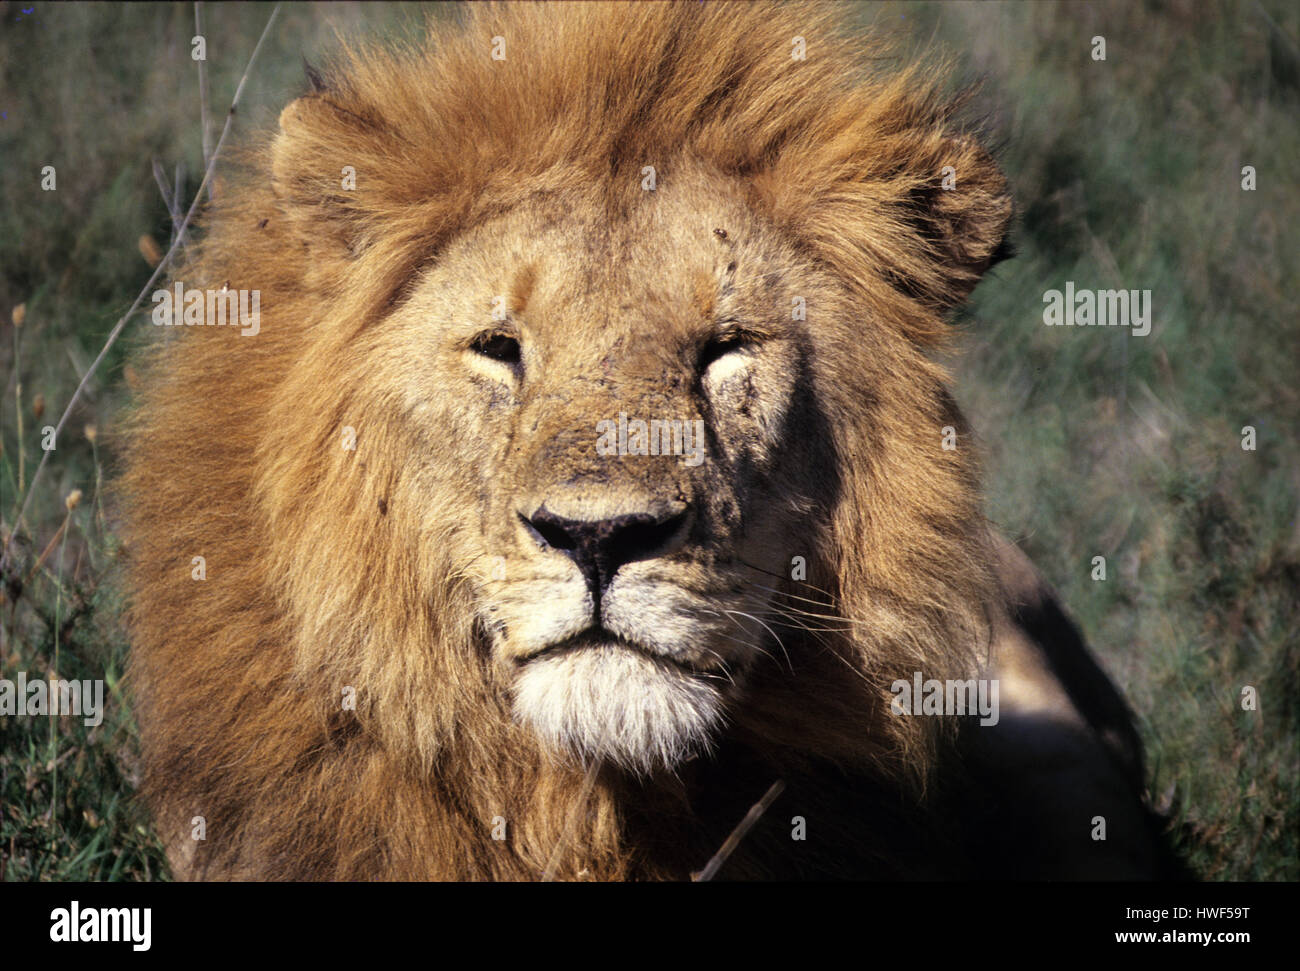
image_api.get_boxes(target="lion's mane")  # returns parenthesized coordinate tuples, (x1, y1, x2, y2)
(120, 0, 1011, 879)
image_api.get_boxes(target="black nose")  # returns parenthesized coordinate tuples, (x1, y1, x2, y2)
(521, 504, 690, 604)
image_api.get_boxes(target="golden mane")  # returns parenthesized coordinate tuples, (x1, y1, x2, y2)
(120, 0, 1011, 879)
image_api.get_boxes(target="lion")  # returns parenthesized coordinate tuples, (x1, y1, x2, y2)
(118, 0, 1180, 879)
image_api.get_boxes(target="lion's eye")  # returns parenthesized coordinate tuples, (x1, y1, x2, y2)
(698, 332, 753, 372)
(470, 332, 522, 370)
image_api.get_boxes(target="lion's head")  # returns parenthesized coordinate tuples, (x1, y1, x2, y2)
(123, 0, 1013, 878)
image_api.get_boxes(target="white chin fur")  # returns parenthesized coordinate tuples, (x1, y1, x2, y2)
(511, 645, 724, 774)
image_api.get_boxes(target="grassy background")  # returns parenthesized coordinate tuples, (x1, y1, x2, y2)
(1, 0, 1296, 880)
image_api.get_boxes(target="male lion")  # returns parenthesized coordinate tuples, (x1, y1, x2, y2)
(120, 0, 1179, 879)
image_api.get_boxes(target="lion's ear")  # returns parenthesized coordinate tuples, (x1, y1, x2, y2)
(906, 134, 1013, 310)
(270, 95, 376, 258)
(772, 128, 1013, 329)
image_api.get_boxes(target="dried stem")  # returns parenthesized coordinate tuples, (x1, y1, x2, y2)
(49, 503, 72, 824)
(12, 327, 22, 514)
(195, 2, 213, 200)
(693, 778, 786, 882)
(0, 2, 282, 569)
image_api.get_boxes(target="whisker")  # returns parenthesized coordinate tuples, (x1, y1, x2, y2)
(715, 607, 794, 676)
(741, 579, 843, 614)
(763, 606, 851, 641)
(736, 556, 842, 602)
(696, 647, 738, 687)
(741, 580, 896, 634)
(698, 612, 779, 670)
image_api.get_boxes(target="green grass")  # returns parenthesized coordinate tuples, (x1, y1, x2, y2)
(0, 0, 417, 882)
(919, 0, 1300, 879)
(1, 0, 1296, 880)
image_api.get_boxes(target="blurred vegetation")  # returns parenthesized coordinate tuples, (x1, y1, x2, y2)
(1, 0, 1295, 880)
(917, 0, 1300, 879)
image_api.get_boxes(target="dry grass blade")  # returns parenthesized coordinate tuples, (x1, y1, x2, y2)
(0, 2, 283, 569)
(150, 158, 185, 253)
(195, 2, 213, 200)
(24, 516, 70, 585)
(692, 778, 786, 882)
(541, 758, 602, 882)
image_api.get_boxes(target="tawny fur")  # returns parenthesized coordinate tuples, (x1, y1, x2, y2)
(119, 0, 1024, 880)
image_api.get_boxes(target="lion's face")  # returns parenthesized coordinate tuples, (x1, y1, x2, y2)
(123, 0, 1019, 880)
(369, 165, 833, 772)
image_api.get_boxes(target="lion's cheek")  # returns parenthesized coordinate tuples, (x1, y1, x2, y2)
(705, 365, 794, 472)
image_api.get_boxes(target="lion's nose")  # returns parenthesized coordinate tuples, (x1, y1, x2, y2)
(520, 504, 690, 601)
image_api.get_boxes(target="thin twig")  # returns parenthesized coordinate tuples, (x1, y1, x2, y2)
(49, 503, 72, 825)
(195, 2, 213, 200)
(25, 517, 69, 586)
(1254, 0, 1300, 59)
(173, 161, 185, 229)
(150, 158, 183, 255)
(12, 327, 22, 514)
(0, 2, 282, 569)
(150, 157, 172, 216)
(693, 778, 786, 882)
(149, 158, 183, 272)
